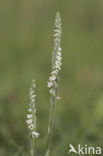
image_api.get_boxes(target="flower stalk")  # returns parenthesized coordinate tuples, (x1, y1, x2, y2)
(46, 12, 62, 156)
(26, 79, 39, 156)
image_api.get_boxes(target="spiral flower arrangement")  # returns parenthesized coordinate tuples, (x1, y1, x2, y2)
(26, 79, 39, 156)
(46, 12, 62, 156)
(26, 12, 62, 156)
(47, 12, 62, 95)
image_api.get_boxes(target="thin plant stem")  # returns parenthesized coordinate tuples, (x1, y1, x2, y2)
(31, 139, 34, 156)
(46, 85, 58, 156)
(46, 12, 62, 156)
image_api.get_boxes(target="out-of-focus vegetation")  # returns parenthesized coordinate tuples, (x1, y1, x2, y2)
(0, 0, 103, 155)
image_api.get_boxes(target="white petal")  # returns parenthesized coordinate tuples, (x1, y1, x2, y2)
(56, 65, 61, 70)
(51, 70, 58, 75)
(56, 55, 62, 61)
(31, 94, 36, 98)
(54, 29, 60, 32)
(29, 90, 34, 95)
(49, 75, 56, 81)
(28, 124, 35, 130)
(27, 114, 32, 119)
(55, 60, 62, 66)
(57, 52, 62, 56)
(26, 119, 32, 125)
(59, 47, 62, 51)
(47, 82, 53, 88)
(54, 33, 59, 37)
(54, 38, 59, 43)
(32, 131, 40, 139)
(57, 96, 61, 100)
(28, 108, 32, 112)
(29, 98, 35, 104)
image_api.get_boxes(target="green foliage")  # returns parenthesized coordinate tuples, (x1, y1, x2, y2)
(0, 0, 103, 155)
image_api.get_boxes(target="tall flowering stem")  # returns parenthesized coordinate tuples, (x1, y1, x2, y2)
(26, 79, 39, 156)
(46, 12, 62, 156)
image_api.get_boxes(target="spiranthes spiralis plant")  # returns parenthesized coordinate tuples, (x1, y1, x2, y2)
(45, 11, 62, 156)
(26, 79, 39, 156)
(26, 12, 62, 156)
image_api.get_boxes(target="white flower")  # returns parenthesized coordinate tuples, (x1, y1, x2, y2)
(54, 38, 60, 43)
(57, 96, 61, 100)
(56, 55, 62, 61)
(54, 29, 60, 32)
(26, 79, 39, 139)
(31, 98, 35, 103)
(26, 119, 32, 125)
(49, 75, 56, 81)
(27, 114, 32, 119)
(31, 94, 36, 98)
(47, 82, 53, 88)
(47, 12, 62, 98)
(32, 131, 40, 139)
(28, 124, 35, 130)
(29, 90, 34, 96)
(28, 108, 32, 112)
(57, 51, 62, 56)
(58, 47, 62, 51)
(55, 60, 62, 67)
(54, 33, 59, 37)
(55, 65, 61, 70)
(51, 70, 58, 75)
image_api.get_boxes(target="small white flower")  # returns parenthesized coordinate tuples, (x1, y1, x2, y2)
(51, 70, 58, 75)
(55, 65, 61, 70)
(27, 114, 32, 119)
(47, 82, 53, 88)
(31, 94, 36, 98)
(57, 52, 62, 56)
(54, 33, 59, 37)
(28, 108, 32, 112)
(29, 90, 34, 95)
(32, 131, 40, 139)
(28, 124, 35, 130)
(58, 47, 62, 51)
(31, 99, 35, 103)
(49, 75, 56, 81)
(56, 55, 62, 61)
(26, 119, 32, 125)
(54, 38, 60, 43)
(57, 96, 61, 100)
(54, 29, 60, 32)
(55, 60, 62, 66)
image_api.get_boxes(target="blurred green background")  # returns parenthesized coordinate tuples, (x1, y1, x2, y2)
(0, 0, 103, 155)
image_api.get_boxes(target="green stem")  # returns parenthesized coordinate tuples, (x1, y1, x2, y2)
(46, 85, 58, 156)
(31, 139, 34, 156)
